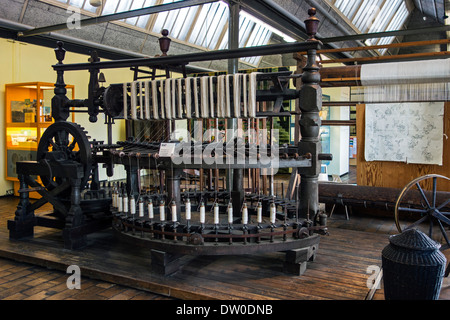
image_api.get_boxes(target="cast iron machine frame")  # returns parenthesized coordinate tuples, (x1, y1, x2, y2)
(9, 9, 330, 275)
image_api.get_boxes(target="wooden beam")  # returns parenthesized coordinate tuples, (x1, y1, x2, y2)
(320, 51, 450, 64)
(323, 101, 359, 106)
(322, 120, 356, 126)
(319, 65, 361, 86)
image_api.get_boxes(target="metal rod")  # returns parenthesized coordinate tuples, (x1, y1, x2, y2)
(19, 0, 217, 37)
(227, 0, 240, 192)
(52, 41, 321, 71)
(322, 25, 450, 44)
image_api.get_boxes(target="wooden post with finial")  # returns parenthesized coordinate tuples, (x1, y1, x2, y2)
(297, 8, 323, 221)
(52, 41, 70, 122)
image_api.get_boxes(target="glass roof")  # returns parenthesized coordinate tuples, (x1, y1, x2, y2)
(328, 0, 413, 54)
(51, 0, 296, 67)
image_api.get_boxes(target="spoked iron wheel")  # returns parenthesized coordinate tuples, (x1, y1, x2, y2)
(37, 121, 92, 192)
(395, 174, 450, 252)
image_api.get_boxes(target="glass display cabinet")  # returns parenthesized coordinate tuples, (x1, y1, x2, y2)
(4, 82, 74, 195)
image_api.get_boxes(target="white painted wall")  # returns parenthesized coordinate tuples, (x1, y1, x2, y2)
(322, 87, 350, 177)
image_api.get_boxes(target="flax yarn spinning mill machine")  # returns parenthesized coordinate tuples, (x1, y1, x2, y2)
(8, 9, 333, 275)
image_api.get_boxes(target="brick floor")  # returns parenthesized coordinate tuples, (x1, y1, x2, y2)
(0, 257, 172, 300)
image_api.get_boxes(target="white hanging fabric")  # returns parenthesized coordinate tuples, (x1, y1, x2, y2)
(360, 59, 450, 102)
(138, 81, 143, 119)
(177, 78, 183, 119)
(130, 81, 137, 120)
(120, 73, 259, 120)
(144, 81, 150, 120)
(151, 80, 159, 120)
(248, 72, 258, 118)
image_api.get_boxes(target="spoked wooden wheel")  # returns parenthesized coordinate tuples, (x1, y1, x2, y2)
(395, 174, 450, 250)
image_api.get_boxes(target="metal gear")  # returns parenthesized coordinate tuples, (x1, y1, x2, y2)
(37, 121, 93, 191)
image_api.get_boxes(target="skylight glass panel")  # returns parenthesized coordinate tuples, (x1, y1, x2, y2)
(353, 0, 378, 32)
(83, 1, 99, 13)
(241, 26, 272, 65)
(68, 0, 84, 8)
(175, 7, 199, 40)
(367, 0, 398, 33)
(102, 0, 119, 15)
(135, 14, 151, 29)
(335, 0, 363, 19)
(239, 17, 255, 47)
(247, 25, 263, 47)
(162, 8, 181, 33)
(170, 7, 191, 39)
(201, 3, 228, 49)
(152, 10, 169, 34)
(218, 29, 228, 50)
(59, 0, 97, 13)
(116, 0, 133, 14)
(125, 0, 146, 25)
(330, 0, 412, 54)
(49, 0, 291, 67)
(187, 3, 211, 45)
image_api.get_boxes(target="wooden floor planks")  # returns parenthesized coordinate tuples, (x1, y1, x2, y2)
(0, 196, 391, 300)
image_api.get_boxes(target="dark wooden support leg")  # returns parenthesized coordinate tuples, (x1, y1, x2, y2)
(151, 249, 185, 276)
(167, 168, 182, 218)
(283, 243, 319, 276)
(232, 168, 244, 215)
(8, 174, 35, 239)
(125, 165, 140, 200)
(63, 177, 87, 250)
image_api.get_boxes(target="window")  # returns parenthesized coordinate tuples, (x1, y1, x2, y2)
(328, 0, 412, 53)
(46, 0, 295, 67)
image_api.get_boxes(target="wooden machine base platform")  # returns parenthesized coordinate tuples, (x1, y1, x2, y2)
(0, 198, 388, 300)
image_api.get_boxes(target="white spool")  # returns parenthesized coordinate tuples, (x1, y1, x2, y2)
(242, 203, 248, 225)
(130, 196, 136, 215)
(118, 194, 123, 212)
(148, 199, 154, 219)
(159, 201, 165, 221)
(257, 202, 262, 224)
(214, 203, 219, 225)
(138, 198, 144, 217)
(199, 202, 205, 224)
(227, 203, 233, 224)
(171, 201, 177, 222)
(270, 202, 276, 224)
(112, 189, 117, 208)
(185, 198, 191, 220)
(123, 194, 128, 214)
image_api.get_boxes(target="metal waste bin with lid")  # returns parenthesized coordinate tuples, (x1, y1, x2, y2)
(382, 229, 447, 300)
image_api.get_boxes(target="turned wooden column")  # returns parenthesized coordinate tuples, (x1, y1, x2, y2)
(297, 8, 322, 220)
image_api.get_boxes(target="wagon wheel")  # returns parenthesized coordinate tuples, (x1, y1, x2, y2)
(394, 174, 450, 251)
(37, 121, 92, 192)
